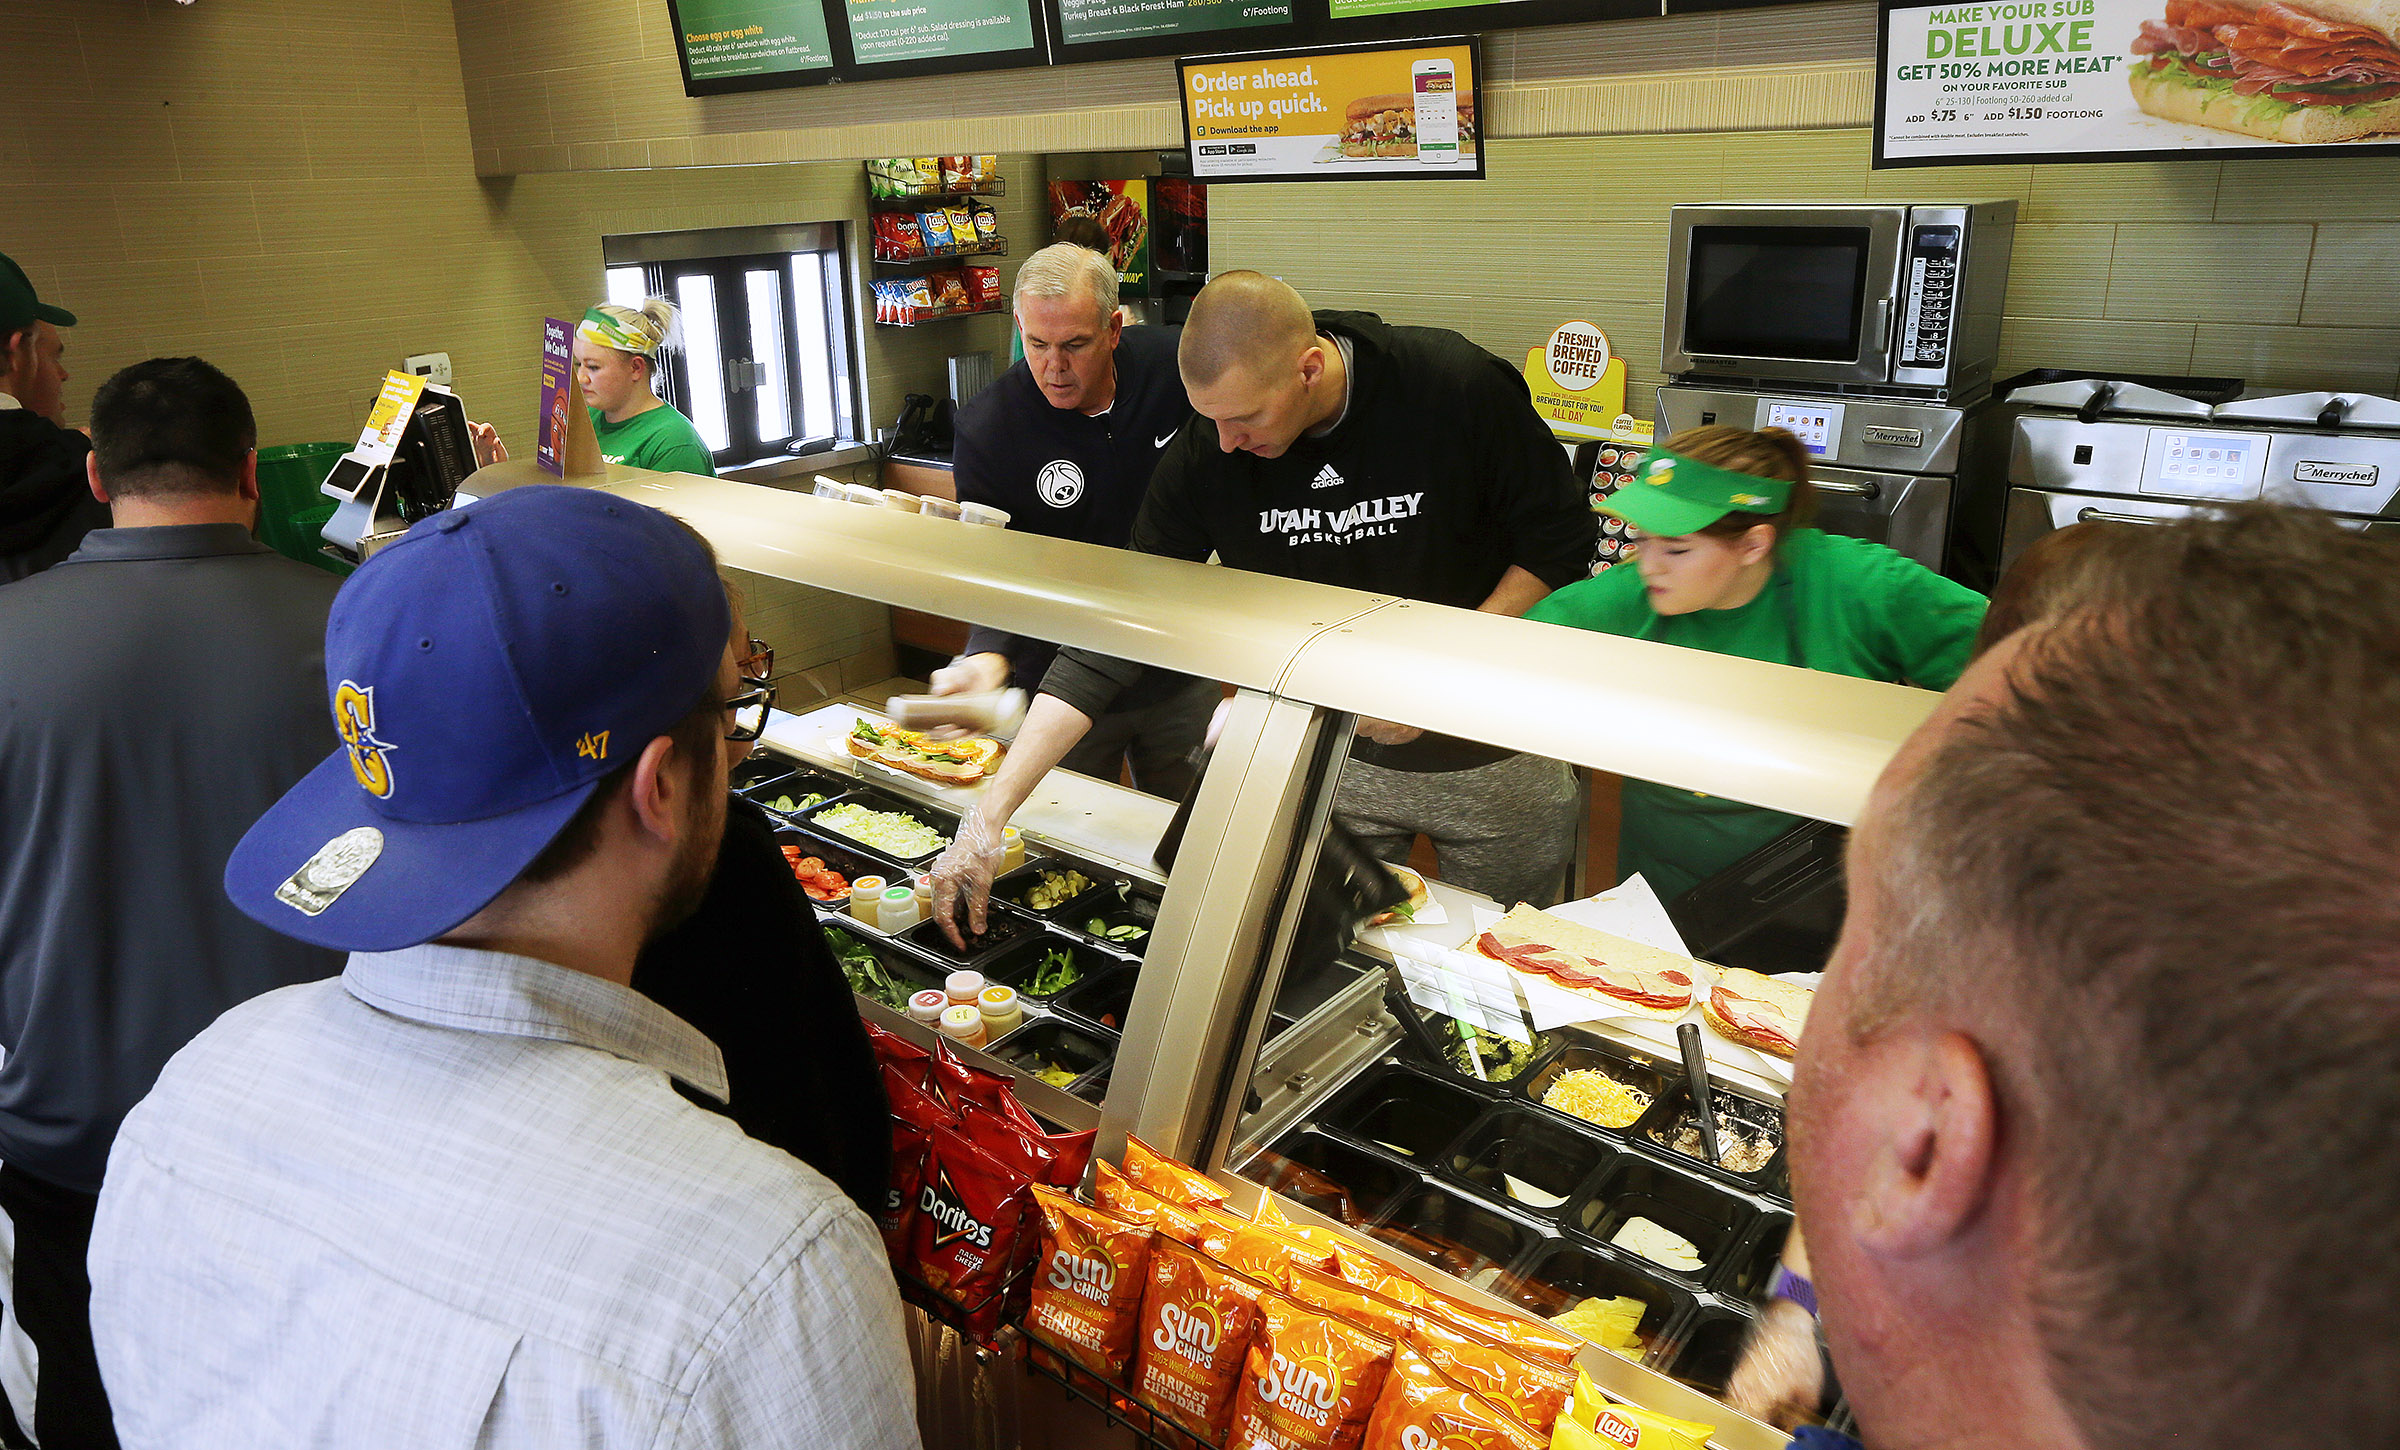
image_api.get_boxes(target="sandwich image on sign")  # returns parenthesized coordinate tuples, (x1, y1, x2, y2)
(2129, 0, 2400, 143)
(1339, 94, 1419, 157)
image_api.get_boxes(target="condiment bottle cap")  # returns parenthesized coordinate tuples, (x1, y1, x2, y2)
(907, 989, 949, 1023)
(945, 970, 985, 1003)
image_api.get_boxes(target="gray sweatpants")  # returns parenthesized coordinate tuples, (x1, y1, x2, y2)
(1334, 751, 1579, 909)
(1059, 676, 1220, 800)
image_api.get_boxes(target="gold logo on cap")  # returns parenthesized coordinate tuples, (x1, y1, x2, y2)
(575, 731, 610, 761)
(333, 681, 396, 799)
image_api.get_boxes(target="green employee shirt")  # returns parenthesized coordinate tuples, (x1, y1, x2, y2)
(1525, 528, 1989, 902)
(590, 403, 716, 476)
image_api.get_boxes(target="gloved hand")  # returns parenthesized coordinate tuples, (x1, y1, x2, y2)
(921, 654, 1013, 741)
(1355, 716, 1424, 747)
(928, 808, 1008, 950)
(1726, 1298, 1825, 1431)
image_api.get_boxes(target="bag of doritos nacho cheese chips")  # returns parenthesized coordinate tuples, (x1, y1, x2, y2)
(1132, 1236, 1269, 1445)
(1027, 1186, 1155, 1384)
(910, 1118, 1034, 1342)
(1363, 1341, 1547, 1450)
(882, 1063, 957, 1265)
(862, 1019, 934, 1091)
(1226, 1291, 1395, 1450)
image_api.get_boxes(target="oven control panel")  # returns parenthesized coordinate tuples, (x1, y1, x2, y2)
(2140, 428, 2269, 502)
(1899, 224, 1961, 370)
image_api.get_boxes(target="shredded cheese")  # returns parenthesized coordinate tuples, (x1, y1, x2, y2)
(1541, 1069, 1652, 1129)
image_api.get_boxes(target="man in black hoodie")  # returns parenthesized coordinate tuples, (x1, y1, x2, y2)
(932, 271, 1596, 938)
(0, 252, 106, 584)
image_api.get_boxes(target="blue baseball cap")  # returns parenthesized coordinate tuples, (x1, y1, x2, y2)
(227, 485, 731, 952)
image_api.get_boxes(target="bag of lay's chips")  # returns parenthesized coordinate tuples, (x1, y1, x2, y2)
(1133, 1236, 1268, 1446)
(882, 1063, 957, 1265)
(1125, 1135, 1232, 1208)
(1283, 1265, 1418, 1343)
(909, 1118, 1034, 1343)
(1099, 1162, 1239, 1258)
(1363, 1341, 1547, 1450)
(1408, 1319, 1573, 1437)
(1556, 1372, 1713, 1450)
(1226, 1291, 1395, 1450)
(1027, 1186, 1155, 1384)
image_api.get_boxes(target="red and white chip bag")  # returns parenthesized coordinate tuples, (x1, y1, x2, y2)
(1027, 1186, 1155, 1384)
(1132, 1236, 1268, 1445)
(910, 1118, 1034, 1342)
(1361, 1342, 1546, 1450)
(930, 1038, 1015, 1114)
(1227, 1291, 1395, 1450)
(1125, 1135, 1232, 1208)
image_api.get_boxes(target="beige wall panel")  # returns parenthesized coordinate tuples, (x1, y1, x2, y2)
(2104, 223, 2311, 325)
(2215, 157, 2400, 221)
(2024, 160, 2221, 223)
(1999, 316, 2195, 377)
(114, 184, 268, 264)
(2301, 224, 2400, 330)
(2190, 325, 2400, 397)
(2004, 225, 2115, 319)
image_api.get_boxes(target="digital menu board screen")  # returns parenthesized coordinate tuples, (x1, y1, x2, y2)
(840, 0, 1044, 75)
(1045, 0, 1299, 63)
(670, 0, 840, 93)
(1179, 35, 1485, 182)
(1320, 0, 1658, 37)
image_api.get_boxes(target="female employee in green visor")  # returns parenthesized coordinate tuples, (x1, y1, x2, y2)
(572, 300, 717, 475)
(1525, 426, 1987, 902)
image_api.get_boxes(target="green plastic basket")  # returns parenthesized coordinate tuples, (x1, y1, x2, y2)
(254, 441, 353, 576)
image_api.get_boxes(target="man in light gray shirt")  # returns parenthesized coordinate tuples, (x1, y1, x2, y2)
(87, 485, 920, 1449)
(0, 356, 341, 1447)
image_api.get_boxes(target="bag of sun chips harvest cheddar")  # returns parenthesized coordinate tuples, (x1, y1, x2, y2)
(1226, 1291, 1396, 1450)
(1363, 1341, 1547, 1450)
(1026, 1186, 1155, 1383)
(1132, 1236, 1269, 1445)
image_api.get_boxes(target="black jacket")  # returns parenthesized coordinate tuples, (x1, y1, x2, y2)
(633, 796, 889, 1219)
(952, 324, 1194, 712)
(0, 409, 107, 584)
(1041, 311, 1595, 771)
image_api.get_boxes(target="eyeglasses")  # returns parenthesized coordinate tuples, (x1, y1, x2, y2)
(738, 635, 774, 680)
(725, 675, 777, 743)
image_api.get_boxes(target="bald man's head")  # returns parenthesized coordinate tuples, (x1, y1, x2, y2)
(1179, 271, 1317, 390)
(1178, 272, 1342, 459)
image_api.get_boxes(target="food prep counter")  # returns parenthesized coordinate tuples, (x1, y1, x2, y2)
(486, 460, 1936, 1445)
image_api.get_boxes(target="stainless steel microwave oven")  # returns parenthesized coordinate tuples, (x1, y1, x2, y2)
(1662, 202, 2016, 399)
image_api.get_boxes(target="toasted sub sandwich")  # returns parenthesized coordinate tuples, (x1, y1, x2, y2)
(1339, 94, 1418, 157)
(847, 717, 1004, 784)
(2130, 0, 2400, 144)
(1701, 968, 1813, 1059)
(1474, 904, 1699, 1021)
(1368, 865, 1429, 927)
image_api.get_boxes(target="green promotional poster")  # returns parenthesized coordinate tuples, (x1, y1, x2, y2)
(674, 0, 837, 80)
(1057, 0, 1291, 47)
(844, 0, 1037, 62)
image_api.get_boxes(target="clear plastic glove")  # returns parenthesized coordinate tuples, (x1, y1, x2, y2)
(921, 655, 1012, 740)
(467, 420, 508, 468)
(928, 809, 1008, 950)
(1355, 716, 1423, 747)
(1726, 1298, 1825, 1432)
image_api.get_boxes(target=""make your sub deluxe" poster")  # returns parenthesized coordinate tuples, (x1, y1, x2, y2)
(1876, 0, 2400, 164)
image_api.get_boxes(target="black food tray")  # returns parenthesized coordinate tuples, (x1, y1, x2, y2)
(993, 857, 1130, 922)
(1053, 965, 1138, 1032)
(1518, 1040, 1678, 1140)
(979, 935, 1121, 1004)
(1629, 1080, 1789, 1199)
(985, 1016, 1118, 1104)
(800, 788, 959, 868)
(1492, 1239, 1698, 1367)
(1562, 1155, 1760, 1293)
(901, 901, 1044, 969)
(1437, 1103, 1614, 1222)
(1315, 1061, 1497, 1166)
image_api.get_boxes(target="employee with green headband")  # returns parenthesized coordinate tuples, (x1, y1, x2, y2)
(1525, 425, 1987, 902)
(573, 299, 716, 476)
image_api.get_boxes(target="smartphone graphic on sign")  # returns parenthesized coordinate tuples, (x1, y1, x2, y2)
(1412, 58, 1458, 166)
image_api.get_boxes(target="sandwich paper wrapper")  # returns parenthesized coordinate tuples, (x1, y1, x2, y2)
(1395, 876, 1799, 1085)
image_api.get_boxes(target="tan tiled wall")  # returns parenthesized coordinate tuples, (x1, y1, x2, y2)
(1212, 135, 2400, 401)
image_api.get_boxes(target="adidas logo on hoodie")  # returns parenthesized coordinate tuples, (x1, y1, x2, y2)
(1311, 465, 1345, 490)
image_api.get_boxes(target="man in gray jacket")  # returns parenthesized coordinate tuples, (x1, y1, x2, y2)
(0, 357, 340, 1447)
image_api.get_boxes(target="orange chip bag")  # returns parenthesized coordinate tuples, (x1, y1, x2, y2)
(1283, 1265, 1419, 1343)
(1330, 1241, 1432, 1309)
(1222, 1221, 1336, 1286)
(1407, 1320, 1573, 1435)
(1418, 1289, 1584, 1368)
(1362, 1342, 1547, 1450)
(1125, 1134, 1233, 1208)
(1027, 1186, 1155, 1384)
(1098, 1162, 1237, 1256)
(1133, 1236, 1268, 1445)
(1227, 1292, 1395, 1450)
(1253, 1194, 1366, 1254)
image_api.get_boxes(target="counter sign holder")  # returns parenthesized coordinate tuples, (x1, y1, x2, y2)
(1523, 321, 1628, 442)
